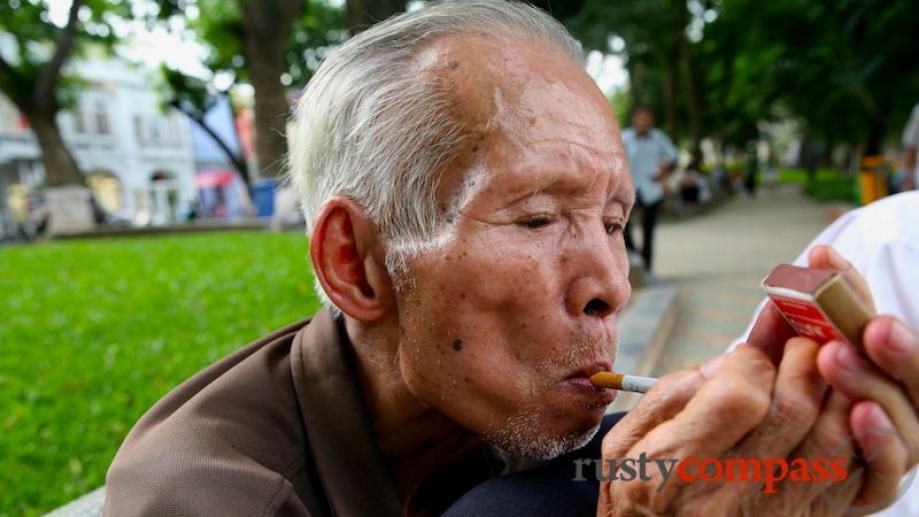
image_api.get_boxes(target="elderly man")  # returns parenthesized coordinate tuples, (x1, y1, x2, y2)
(104, 1, 919, 516)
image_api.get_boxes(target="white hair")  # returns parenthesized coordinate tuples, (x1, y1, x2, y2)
(287, 0, 583, 300)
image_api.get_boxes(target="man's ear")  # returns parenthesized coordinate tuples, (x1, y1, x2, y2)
(309, 198, 394, 321)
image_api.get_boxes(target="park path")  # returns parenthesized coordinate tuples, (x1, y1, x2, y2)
(649, 185, 845, 376)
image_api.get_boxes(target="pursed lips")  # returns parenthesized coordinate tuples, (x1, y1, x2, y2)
(566, 360, 613, 381)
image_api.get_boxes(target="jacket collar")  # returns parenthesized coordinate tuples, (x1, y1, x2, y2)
(291, 306, 403, 517)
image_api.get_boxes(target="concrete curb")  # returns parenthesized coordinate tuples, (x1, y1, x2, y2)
(607, 280, 679, 413)
(43, 487, 104, 517)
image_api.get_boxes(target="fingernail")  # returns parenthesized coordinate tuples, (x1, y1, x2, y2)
(868, 403, 893, 429)
(825, 247, 851, 271)
(887, 319, 917, 356)
(700, 354, 727, 378)
(834, 343, 863, 373)
(855, 403, 895, 444)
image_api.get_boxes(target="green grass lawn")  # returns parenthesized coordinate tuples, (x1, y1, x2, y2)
(0, 231, 321, 516)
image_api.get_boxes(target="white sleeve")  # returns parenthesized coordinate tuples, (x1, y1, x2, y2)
(860, 241, 919, 327)
(652, 129, 678, 165)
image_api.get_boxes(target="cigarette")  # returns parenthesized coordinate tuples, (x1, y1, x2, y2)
(589, 372, 657, 393)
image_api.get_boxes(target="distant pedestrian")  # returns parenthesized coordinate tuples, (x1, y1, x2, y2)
(901, 101, 919, 191)
(678, 159, 711, 206)
(621, 105, 678, 272)
(744, 144, 759, 197)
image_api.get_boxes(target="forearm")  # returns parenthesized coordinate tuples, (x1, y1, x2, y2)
(655, 162, 675, 181)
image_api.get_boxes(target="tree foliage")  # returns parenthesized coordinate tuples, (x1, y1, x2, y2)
(172, 0, 345, 88)
(159, 65, 253, 189)
(557, 0, 919, 158)
(154, 0, 345, 180)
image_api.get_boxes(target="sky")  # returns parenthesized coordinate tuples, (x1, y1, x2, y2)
(46, 0, 628, 94)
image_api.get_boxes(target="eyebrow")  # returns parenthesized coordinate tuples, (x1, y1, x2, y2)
(504, 180, 635, 211)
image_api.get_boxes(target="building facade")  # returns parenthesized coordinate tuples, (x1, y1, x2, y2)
(0, 57, 197, 234)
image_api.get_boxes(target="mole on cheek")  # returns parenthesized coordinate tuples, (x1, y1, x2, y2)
(452, 339, 464, 351)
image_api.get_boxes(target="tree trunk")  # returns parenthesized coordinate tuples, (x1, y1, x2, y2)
(29, 110, 83, 187)
(660, 58, 677, 137)
(864, 115, 885, 156)
(0, 0, 86, 188)
(201, 120, 251, 186)
(680, 39, 703, 163)
(182, 108, 253, 190)
(247, 51, 289, 179)
(240, 0, 305, 180)
(625, 58, 642, 112)
(659, 31, 680, 137)
(31, 108, 94, 235)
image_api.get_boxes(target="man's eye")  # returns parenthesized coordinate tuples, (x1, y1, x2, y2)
(519, 216, 552, 229)
(604, 222, 624, 235)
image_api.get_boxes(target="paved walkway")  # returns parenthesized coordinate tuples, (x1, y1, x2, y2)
(648, 185, 851, 376)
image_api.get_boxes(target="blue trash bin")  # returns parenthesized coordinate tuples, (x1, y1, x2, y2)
(251, 179, 276, 217)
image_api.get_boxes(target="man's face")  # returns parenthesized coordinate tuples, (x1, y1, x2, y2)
(633, 108, 653, 134)
(394, 35, 633, 459)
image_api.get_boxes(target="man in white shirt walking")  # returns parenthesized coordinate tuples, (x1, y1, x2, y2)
(621, 106, 678, 272)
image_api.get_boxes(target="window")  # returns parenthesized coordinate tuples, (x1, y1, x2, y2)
(94, 101, 110, 135)
(133, 115, 144, 144)
(73, 108, 86, 134)
(150, 118, 161, 142)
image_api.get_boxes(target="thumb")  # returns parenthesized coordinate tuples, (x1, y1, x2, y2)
(807, 245, 875, 313)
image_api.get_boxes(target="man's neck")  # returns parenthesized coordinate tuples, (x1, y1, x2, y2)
(344, 317, 481, 508)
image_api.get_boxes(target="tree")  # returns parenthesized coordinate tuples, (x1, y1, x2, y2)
(238, 0, 305, 179)
(0, 0, 121, 187)
(701, 0, 919, 158)
(158, 0, 345, 181)
(556, 0, 919, 168)
(562, 0, 707, 159)
(160, 66, 252, 190)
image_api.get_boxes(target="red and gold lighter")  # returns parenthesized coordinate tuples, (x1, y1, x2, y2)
(762, 264, 876, 353)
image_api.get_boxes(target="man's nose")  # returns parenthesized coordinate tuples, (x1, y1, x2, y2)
(564, 226, 631, 319)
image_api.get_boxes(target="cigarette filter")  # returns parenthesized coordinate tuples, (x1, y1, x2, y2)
(589, 372, 657, 393)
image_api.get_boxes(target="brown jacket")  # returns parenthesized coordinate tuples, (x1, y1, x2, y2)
(104, 307, 495, 516)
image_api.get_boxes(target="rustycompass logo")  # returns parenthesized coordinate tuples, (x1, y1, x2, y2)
(573, 453, 849, 494)
(572, 423, 918, 512)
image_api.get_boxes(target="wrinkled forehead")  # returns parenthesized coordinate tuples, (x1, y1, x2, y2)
(413, 32, 626, 207)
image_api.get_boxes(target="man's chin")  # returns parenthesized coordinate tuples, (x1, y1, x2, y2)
(482, 414, 602, 461)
